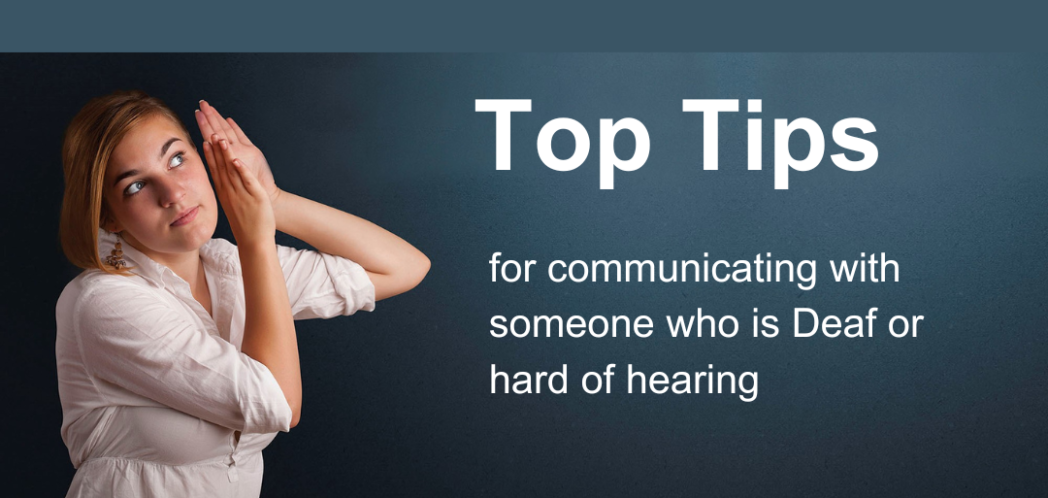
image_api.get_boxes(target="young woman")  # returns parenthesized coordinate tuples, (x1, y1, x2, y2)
(55, 90, 430, 497)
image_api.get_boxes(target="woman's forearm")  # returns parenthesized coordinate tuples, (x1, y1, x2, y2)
(238, 241, 302, 428)
(271, 190, 430, 300)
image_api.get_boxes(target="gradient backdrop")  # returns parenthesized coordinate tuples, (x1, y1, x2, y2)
(2, 54, 1046, 496)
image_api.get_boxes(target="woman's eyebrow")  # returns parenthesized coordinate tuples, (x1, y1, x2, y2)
(158, 137, 182, 160)
(112, 169, 139, 187)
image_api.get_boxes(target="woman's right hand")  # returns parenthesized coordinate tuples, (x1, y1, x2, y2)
(202, 135, 275, 248)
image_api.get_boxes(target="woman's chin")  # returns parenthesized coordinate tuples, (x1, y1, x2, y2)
(178, 211, 218, 247)
(162, 221, 216, 253)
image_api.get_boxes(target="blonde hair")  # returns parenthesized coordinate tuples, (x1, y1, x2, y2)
(59, 90, 195, 274)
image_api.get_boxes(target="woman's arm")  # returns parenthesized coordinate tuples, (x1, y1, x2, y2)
(238, 239, 302, 428)
(72, 280, 295, 434)
(196, 100, 430, 302)
(203, 135, 302, 428)
(271, 191, 430, 301)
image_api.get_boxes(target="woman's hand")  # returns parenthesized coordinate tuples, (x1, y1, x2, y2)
(202, 135, 275, 248)
(195, 100, 281, 205)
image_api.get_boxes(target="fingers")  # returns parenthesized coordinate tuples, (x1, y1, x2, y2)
(232, 157, 266, 197)
(197, 100, 254, 149)
(195, 109, 216, 145)
(226, 117, 253, 145)
(217, 137, 246, 194)
(217, 137, 268, 202)
(202, 140, 222, 191)
(210, 133, 238, 196)
(199, 100, 237, 144)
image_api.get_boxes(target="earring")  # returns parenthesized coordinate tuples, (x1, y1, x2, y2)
(105, 233, 128, 270)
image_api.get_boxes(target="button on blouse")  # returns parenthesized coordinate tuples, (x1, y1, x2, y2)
(56, 230, 375, 497)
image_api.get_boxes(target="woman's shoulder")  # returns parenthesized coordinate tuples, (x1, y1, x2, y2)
(56, 269, 157, 322)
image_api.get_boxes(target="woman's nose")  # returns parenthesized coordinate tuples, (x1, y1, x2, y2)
(157, 178, 187, 207)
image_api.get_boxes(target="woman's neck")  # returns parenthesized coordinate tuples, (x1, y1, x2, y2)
(121, 237, 212, 315)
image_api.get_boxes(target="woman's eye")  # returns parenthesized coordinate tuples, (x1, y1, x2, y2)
(124, 181, 144, 197)
(122, 153, 184, 197)
(170, 152, 185, 168)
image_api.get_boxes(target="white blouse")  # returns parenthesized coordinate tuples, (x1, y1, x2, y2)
(56, 230, 375, 498)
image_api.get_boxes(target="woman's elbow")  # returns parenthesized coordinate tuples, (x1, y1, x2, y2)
(398, 251, 430, 289)
(402, 253, 430, 291)
(374, 253, 430, 300)
(412, 253, 431, 287)
(288, 398, 302, 430)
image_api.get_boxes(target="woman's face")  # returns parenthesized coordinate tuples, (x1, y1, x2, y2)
(103, 113, 217, 262)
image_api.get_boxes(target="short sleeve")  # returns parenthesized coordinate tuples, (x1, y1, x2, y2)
(276, 244, 376, 320)
(74, 284, 293, 434)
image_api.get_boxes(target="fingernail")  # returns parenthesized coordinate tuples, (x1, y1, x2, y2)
(195, 109, 200, 113)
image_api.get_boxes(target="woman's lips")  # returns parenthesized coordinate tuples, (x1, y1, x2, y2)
(171, 206, 199, 227)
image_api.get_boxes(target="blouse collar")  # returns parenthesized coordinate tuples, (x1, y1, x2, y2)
(97, 229, 240, 290)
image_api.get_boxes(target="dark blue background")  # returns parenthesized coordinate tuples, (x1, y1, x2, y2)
(2, 54, 1045, 496)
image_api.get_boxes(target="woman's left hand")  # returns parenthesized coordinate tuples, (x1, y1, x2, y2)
(195, 100, 282, 204)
